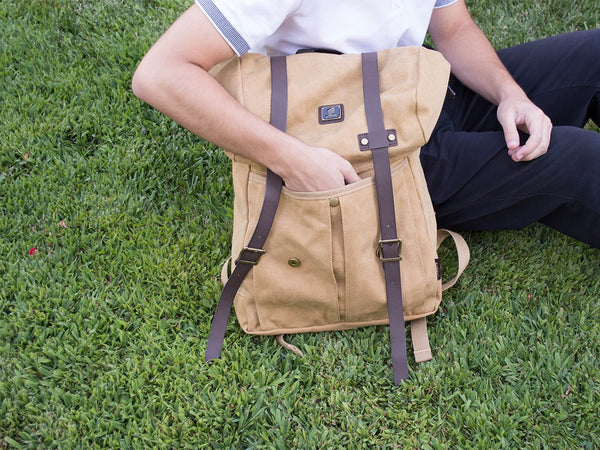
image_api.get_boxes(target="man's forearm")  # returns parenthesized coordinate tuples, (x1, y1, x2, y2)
(428, 1, 552, 161)
(132, 57, 362, 190)
(131, 5, 360, 191)
(133, 58, 298, 174)
(429, 4, 527, 106)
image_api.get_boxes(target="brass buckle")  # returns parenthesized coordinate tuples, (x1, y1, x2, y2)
(236, 246, 266, 266)
(376, 238, 402, 263)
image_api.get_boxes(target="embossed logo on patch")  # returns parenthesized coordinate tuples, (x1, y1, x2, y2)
(318, 104, 344, 124)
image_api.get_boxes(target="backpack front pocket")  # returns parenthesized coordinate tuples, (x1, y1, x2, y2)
(240, 162, 393, 333)
(237, 156, 438, 334)
(242, 172, 342, 332)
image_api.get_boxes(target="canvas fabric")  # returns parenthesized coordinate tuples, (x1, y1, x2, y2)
(209, 46, 468, 366)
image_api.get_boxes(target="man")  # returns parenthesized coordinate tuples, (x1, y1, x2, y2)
(132, 1, 600, 248)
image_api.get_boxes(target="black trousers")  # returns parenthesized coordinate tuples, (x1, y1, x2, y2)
(421, 30, 600, 248)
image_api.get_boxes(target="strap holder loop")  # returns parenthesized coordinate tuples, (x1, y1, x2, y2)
(358, 128, 398, 151)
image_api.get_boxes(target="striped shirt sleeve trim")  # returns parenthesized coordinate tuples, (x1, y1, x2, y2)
(195, 0, 251, 55)
(434, 0, 458, 8)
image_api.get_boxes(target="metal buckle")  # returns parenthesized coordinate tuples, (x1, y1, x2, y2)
(376, 238, 402, 263)
(236, 246, 266, 266)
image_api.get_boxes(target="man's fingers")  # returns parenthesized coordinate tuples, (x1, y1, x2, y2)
(497, 108, 521, 152)
(342, 164, 361, 185)
(498, 100, 552, 162)
(512, 115, 552, 161)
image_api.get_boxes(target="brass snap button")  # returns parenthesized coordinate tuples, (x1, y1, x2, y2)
(288, 258, 301, 268)
(329, 197, 340, 207)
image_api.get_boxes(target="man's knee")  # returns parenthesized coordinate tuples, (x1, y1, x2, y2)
(545, 126, 600, 192)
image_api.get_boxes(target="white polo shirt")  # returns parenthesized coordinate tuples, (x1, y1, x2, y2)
(196, 0, 457, 56)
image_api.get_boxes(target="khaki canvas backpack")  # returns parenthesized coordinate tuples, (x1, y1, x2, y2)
(205, 47, 469, 384)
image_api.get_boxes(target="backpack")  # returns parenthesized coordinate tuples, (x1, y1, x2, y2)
(206, 47, 469, 384)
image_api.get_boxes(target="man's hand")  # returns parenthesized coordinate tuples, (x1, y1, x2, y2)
(497, 95, 553, 162)
(278, 143, 361, 192)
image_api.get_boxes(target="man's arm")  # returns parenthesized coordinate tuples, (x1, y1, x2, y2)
(428, 1, 552, 162)
(132, 6, 360, 191)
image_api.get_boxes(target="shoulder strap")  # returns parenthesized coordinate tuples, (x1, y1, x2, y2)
(410, 317, 432, 363)
(205, 56, 288, 362)
(361, 52, 408, 384)
(410, 229, 470, 364)
(437, 229, 470, 291)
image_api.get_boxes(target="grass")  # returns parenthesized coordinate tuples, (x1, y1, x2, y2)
(1, 0, 599, 447)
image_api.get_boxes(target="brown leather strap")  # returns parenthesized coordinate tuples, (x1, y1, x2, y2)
(361, 52, 409, 384)
(205, 56, 287, 361)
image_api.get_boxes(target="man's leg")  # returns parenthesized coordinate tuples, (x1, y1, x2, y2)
(422, 123, 600, 248)
(421, 30, 600, 248)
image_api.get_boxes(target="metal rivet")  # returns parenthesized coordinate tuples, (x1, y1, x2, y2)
(329, 197, 340, 207)
(360, 137, 369, 146)
(387, 133, 396, 142)
(288, 258, 301, 268)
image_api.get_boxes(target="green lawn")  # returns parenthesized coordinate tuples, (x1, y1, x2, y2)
(1, 0, 599, 447)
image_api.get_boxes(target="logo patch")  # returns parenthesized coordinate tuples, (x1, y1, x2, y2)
(318, 104, 344, 124)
